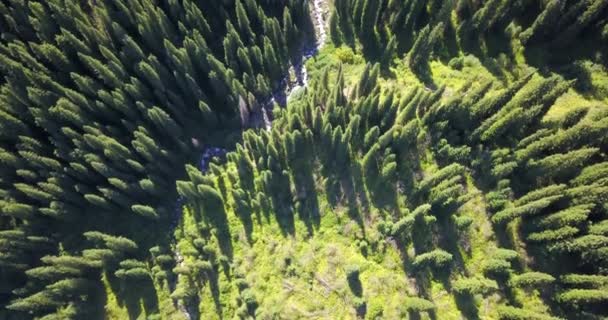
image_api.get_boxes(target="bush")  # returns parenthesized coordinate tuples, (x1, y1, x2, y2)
(494, 249, 519, 261)
(509, 272, 555, 288)
(412, 249, 453, 269)
(482, 259, 512, 277)
(448, 57, 464, 70)
(558, 289, 608, 305)
(334, 46, 357, 64)
(560, 274, 608, 288)
(365, 299, 384, 320)
(404, 297, 435, 312)
(453, 215, 474, 230)
(497, 305, 563, 320)
(453, 277, 499, 295)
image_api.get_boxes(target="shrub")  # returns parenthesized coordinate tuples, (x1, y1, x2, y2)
(404, 297, 435, 312)
(334, 46, 357, 64)
(494, 249, 519, 261)
(558, 289, 608, 305)
(497, 305, 563, 320)
(412, 249, 453, 269)
(453, 215, 474, 230)
(482, 259, 512, 277)
(560, 274, 608, 288)
(509, 272, 555, 288)
(453, 277, 499, 295)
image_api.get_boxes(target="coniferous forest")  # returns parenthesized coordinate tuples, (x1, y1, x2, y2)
(1, 0, 608, 319)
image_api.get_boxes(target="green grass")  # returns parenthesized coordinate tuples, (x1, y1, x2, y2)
(167, 35, 608, 320)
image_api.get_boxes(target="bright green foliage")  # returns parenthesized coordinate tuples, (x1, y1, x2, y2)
(0, 0, 608, 319)
(492, 196, 562, 224)
(560, 274, 608, 288)
(558, 289, 608, 305)
(453, 277, 499, 295)
(412, 249, 453, 269)
(509, 272, 556, 288)
(497, 305, 563, 320)
(483, 258, 513, 277)
(404, 297, 435, 312)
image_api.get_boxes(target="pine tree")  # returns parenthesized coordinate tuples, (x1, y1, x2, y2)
(453, 277, 499, 295)
(412, 249, 453, 269)
(520, 0, 566, 44)
(509, 272, 556, 288)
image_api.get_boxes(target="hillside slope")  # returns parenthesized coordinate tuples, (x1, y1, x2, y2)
(1, 0, 608, 319)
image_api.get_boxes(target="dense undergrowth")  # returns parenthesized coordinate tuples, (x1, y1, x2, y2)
(2, 0, 608, 319)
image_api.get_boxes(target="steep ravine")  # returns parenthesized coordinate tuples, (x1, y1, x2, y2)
(171, 2, 328, 318)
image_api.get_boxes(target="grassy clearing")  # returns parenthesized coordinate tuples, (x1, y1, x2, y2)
(170, 37, 608, 320)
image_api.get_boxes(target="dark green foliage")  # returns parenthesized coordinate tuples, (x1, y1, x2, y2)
(328, 0, 608, 75)
(492, 195, 562, 224)
(407, 23, 445, 81)
(0, 0, 607, 318)
(0, 0, 311, 317)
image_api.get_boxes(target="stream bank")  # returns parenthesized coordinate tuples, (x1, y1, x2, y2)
(171, 1, 328, 318)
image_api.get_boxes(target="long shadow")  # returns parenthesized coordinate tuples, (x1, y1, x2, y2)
(274, 202, 295, 237)
(496, 275, 521, 307)
(268, 168, 296, 237)
(214, 217, 233, 261)
(88, 277, 110, 320)
(324, 176, 342, 208)
(185, 287, 201, 320)
(395, 234, 433, 303)
(454, 292, 480, 320)
(343, 172, 366, 235)
(457, 22, 517, 84)
(347, 272, 363, 298)
(293, 164, 321, 237)
(350, 161, 371, 220)
(208, 267, 223, 317)
(233, 193, 254, 244)
(435, 205, 467, 275)
(114, 275, 160, 320)
(432, 203, 484, 319)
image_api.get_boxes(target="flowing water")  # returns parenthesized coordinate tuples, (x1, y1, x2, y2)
(173, 1, 327, 318)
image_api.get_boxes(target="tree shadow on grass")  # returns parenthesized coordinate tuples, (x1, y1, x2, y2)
(88, 278, 110, 320)
(267, 169, 296, 237)
(454, 292, 480, 320)
(323, 157, 368, 234)
(523, 36, 608, 97)
(435, 206, 467, 273)
(109, 275, 159, 320)
(293, 164, 321, 237)
(344, 173, 366, 236)
(495, 274, 521, 307)
(207, 268, 223, 317)
(233, 195, 254, 245)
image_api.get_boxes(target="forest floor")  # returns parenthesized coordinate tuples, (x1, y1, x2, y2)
(100, 9, 608, 320)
